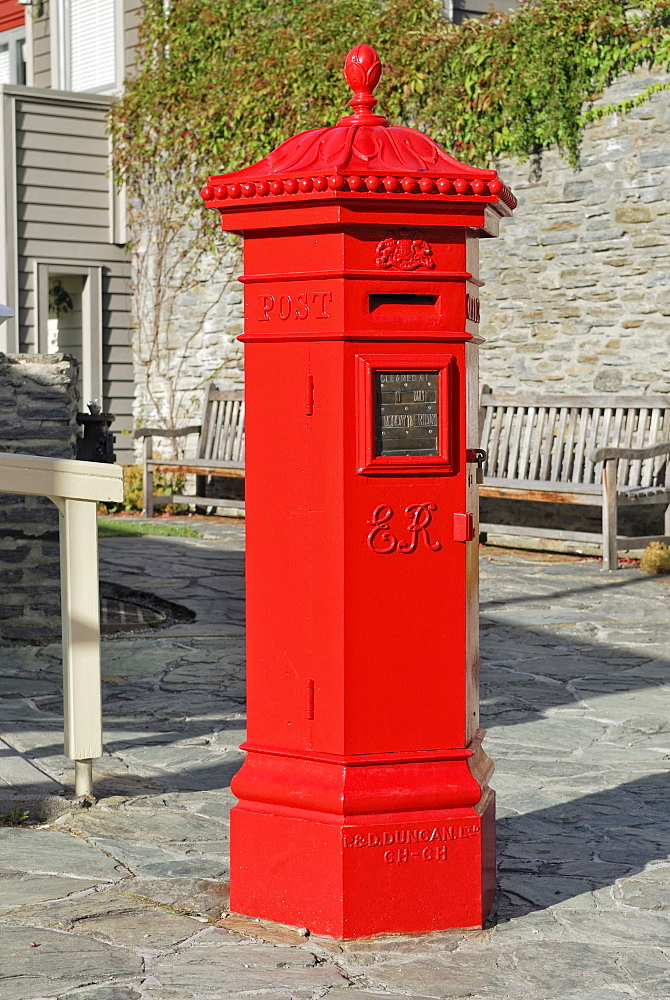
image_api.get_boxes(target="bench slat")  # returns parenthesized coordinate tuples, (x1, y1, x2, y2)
(206, 396, 221, 460)
(480, 480, 602, 504)
(571, 408, 590, 484)
(506, 406, 524, 479)
(215, 399, 232, 461)
(549, 407, 566, 481)
(148, 460, 245, 474)
(487, 406, 504, 477)
(563, 407, 579, 481)
(618, 408, 637, 485)
(538, 406, 557, 480)
(528, 406, 546, 481)
(629, 408, 649, 488)
(197, 386, 214, 461)
(583, 408, 601, 484)
(501, 407, 519, 478)
(152, 493, 245, 509)
(212, 398, 228, 461)
(517, 406, 536, 480)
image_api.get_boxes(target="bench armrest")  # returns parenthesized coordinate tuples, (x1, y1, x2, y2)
(134, 425, 201, 440)
(590, 441, 670, 463)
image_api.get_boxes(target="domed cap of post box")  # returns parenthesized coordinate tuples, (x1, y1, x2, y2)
(201, 44, 516, 211)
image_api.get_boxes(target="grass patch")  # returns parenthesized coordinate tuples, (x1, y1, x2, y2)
(0, 806, 30, 826)
(98, 518, 203, 539)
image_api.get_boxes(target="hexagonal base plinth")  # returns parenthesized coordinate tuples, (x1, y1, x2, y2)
(229, 748, 496, 939)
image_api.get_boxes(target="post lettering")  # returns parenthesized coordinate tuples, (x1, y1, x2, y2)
(295, 292, 309, 320)
(312, 291, 332, 318)
(257, 290, 332, 322)
(278, 295, 292, 321)
(259, 295, 275, 321)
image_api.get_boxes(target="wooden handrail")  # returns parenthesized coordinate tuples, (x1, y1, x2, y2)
(0, 452, 123, 797)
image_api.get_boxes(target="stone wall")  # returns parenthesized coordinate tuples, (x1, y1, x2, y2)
(479, 68, 670, 396)
(133, 66, 670, 434)
(132, 247, 244, 454)
(0, 353, 79, 643)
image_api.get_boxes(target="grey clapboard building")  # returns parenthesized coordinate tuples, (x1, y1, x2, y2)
(0, 0, 140, 461)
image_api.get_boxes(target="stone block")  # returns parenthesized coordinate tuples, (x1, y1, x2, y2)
(615, 203, 654, 224)
(594, 370, 623, 391)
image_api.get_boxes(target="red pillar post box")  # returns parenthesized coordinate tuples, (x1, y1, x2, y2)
(202, 45, 516, 939)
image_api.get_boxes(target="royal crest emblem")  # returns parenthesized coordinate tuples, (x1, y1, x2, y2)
(376, 230, 435, 271)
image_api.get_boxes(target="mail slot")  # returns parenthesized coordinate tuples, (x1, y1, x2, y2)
(202, 43, 516, 939)
(369, 292, 439, 314)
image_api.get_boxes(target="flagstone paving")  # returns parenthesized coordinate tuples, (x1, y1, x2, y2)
(0, 523, 669, 999)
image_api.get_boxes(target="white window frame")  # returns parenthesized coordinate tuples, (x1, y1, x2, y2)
(35, 261, 103, 406)
(52, 0, 123, 94)
(0, 25, 27, 86)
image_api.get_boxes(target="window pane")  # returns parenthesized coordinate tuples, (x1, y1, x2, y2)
(69, 0, 116, 92)
(0, 44, 10, 86)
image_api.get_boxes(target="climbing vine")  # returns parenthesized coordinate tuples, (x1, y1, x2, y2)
(108, 0, 670, 430)
(110, 0, 670, 194)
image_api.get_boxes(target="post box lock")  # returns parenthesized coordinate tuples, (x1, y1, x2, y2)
(467, 448, 487, 485)
(453, 512, 475, 542)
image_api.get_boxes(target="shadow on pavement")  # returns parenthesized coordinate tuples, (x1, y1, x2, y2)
(497, 771, 670, 919)
(481, 571, 654, 608)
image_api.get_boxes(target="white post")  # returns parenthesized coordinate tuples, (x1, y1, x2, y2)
(53, 497, 103, 796)
(0, 453, 123, 797)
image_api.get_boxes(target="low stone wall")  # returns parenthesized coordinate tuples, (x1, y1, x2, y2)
(0, 353, 79, 643)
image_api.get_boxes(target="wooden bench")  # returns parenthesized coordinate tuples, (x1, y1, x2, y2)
(479, 389, 670, 570)
(134, 386, 245, 517)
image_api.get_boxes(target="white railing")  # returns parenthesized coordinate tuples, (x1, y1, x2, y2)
(0, 452, 124, 796)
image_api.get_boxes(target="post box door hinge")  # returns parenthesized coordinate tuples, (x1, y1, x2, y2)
(306, 678, 315, 719)
(453, 512, 475, 543)
(306, 374, 314, 416)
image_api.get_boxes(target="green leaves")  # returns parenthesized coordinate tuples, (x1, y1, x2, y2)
(108, 0, 670, 245)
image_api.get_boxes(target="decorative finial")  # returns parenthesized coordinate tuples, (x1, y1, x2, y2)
(343, 44, 383, 121)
